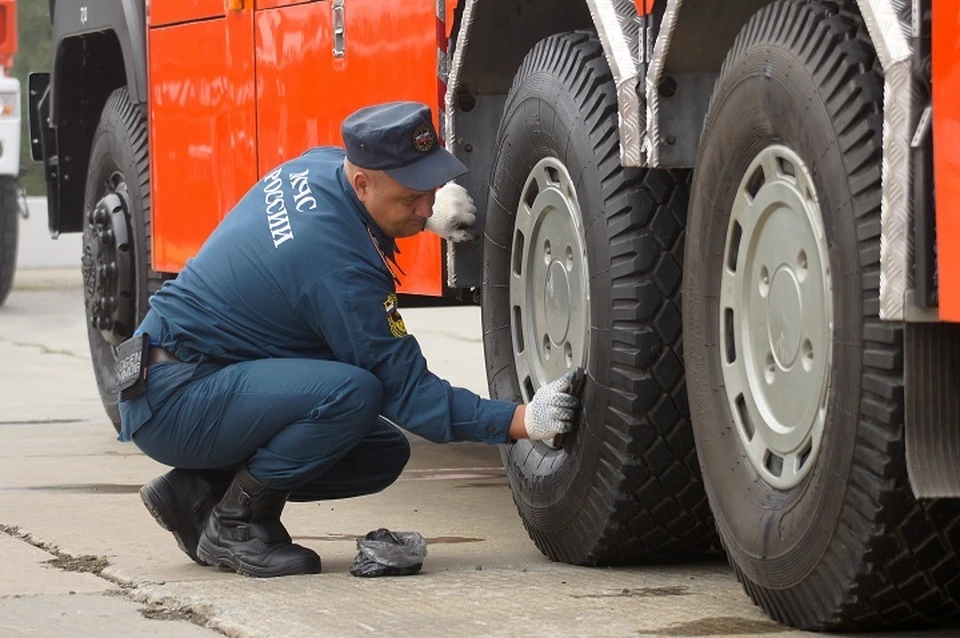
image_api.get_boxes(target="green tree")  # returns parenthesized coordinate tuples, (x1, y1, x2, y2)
(13, 2, 52, 196)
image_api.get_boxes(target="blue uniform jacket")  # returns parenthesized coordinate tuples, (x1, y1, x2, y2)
(120, 147, 517, 444)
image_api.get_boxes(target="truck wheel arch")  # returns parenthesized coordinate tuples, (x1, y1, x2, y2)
(444, 0, 633, 290)
(644, 0, 917, 322)
(45, 0, 147, 235)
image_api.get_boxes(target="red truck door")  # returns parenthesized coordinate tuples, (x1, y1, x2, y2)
(147, 1, 259, 272)
(254, 0, 444, 295)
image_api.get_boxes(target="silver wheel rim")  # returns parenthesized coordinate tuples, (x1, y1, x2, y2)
(510, 157, 590, 404)
(719, 144, 834, 490)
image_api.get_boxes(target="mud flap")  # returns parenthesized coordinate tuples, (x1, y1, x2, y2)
(905, 321, 960, 498)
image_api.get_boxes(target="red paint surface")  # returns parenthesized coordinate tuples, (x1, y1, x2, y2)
(932, 0, 960, 320)
(148, 0, 443, 295)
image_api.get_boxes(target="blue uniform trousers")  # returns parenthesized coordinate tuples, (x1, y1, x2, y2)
(129, 357, 410, 496)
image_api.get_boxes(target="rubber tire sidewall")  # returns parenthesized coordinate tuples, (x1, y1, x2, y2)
(0, 176, 19, 307)
(83, 89, 153, 430)
(485, 49, 607, 528)
(684, 28, 861, 585)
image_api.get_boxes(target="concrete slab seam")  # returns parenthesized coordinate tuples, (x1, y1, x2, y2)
(0, 523, 250, 638)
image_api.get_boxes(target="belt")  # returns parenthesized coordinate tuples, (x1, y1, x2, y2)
(147, 346, 180, 365)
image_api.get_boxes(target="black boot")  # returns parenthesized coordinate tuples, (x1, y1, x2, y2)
(139, 468, 231, 565)
(196, 465, 322, 577)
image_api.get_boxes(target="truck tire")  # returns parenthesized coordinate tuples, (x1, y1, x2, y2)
(0, 176, 19, 307)
(482, 31, 718, 565)
(82, 88, 164, 432)
(683, 1, 960, 631)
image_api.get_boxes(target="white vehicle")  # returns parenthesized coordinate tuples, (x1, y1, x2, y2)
(0, 0, 21, 307)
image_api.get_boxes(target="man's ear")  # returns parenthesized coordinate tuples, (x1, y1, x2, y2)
(352, 169, 372, 202)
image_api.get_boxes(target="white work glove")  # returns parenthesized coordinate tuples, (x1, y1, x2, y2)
(426, 182, 477, 243)
(524, 371, 581, 441)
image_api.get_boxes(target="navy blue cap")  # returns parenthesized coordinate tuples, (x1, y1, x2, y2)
(342, 101, 468, 192)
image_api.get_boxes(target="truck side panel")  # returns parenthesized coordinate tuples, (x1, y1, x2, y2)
(148, 12, 258, 272)
(149, 0, 225, 26)
(253, 0, 443, 295)
(255, 0, 314, 10)
(932, 0, 960, 321)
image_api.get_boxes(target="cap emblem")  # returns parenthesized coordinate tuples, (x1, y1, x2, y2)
(413, 124, 435, 152)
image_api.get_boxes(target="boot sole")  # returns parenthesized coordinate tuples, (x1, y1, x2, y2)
(196, 539, 322, 578)
(139, 478, 208, 566)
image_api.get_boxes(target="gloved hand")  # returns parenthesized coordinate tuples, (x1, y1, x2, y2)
(524, 371, 582, 440)
(426, 182, 476, 243)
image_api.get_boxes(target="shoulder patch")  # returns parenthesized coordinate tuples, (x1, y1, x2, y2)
(383, 293, 408, 338)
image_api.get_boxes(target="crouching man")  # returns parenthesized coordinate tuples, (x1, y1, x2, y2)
(119, 101, 581, 577)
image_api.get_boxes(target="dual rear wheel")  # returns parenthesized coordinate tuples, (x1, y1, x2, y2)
(482, 2, 960, 631)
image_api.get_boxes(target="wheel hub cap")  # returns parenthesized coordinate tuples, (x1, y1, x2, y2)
(768, 267, 802, 368)
(510, 157, 590, 404)
(720, 144, 834, 489)
(82, 179, 136, 347)
(544, 261, 571, 344)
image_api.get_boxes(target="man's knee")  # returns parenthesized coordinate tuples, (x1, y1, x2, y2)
(314, 366, 383, 426)
(383, 425, 411, 475)
(368, 430, 410, 493)
(286, 427, 410, 502)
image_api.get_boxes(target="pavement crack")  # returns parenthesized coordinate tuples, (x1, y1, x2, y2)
(5, 339, 84, 358)
(141, 601, 212, 624)
(0, 523, 235, 637)
(571, 585, 691, 599)
(124, 591, 238, 637)
(0, 523, 113, 578)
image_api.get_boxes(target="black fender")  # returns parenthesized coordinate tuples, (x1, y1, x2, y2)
(38, 0, 147, 234)
(49, 0, 147, 119)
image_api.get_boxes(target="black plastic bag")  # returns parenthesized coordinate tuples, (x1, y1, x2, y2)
(349, 528, 428, 577)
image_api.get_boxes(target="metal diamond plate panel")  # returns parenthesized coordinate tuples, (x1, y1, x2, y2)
(587, 0, 643, 166)
(443, 0, 478, 146)
(861, 0, 914, 321)
(644, 0, 684, 168)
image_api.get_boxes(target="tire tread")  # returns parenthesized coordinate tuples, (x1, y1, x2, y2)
(704, 1, 960, 630)
(0, 177, 20, 306)
(489, 31, 717, 565)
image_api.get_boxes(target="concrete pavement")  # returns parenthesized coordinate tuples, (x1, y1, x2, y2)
(2, 283, 959, 637)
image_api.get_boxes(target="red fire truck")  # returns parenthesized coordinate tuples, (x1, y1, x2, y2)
(29, 0, 960, 631)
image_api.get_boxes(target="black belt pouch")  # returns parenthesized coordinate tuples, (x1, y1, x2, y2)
(115, 333, 151, 400)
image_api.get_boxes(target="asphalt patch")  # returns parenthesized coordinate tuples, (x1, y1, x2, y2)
(45, 554, 110, 575)
(140, 602, 207, 624)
